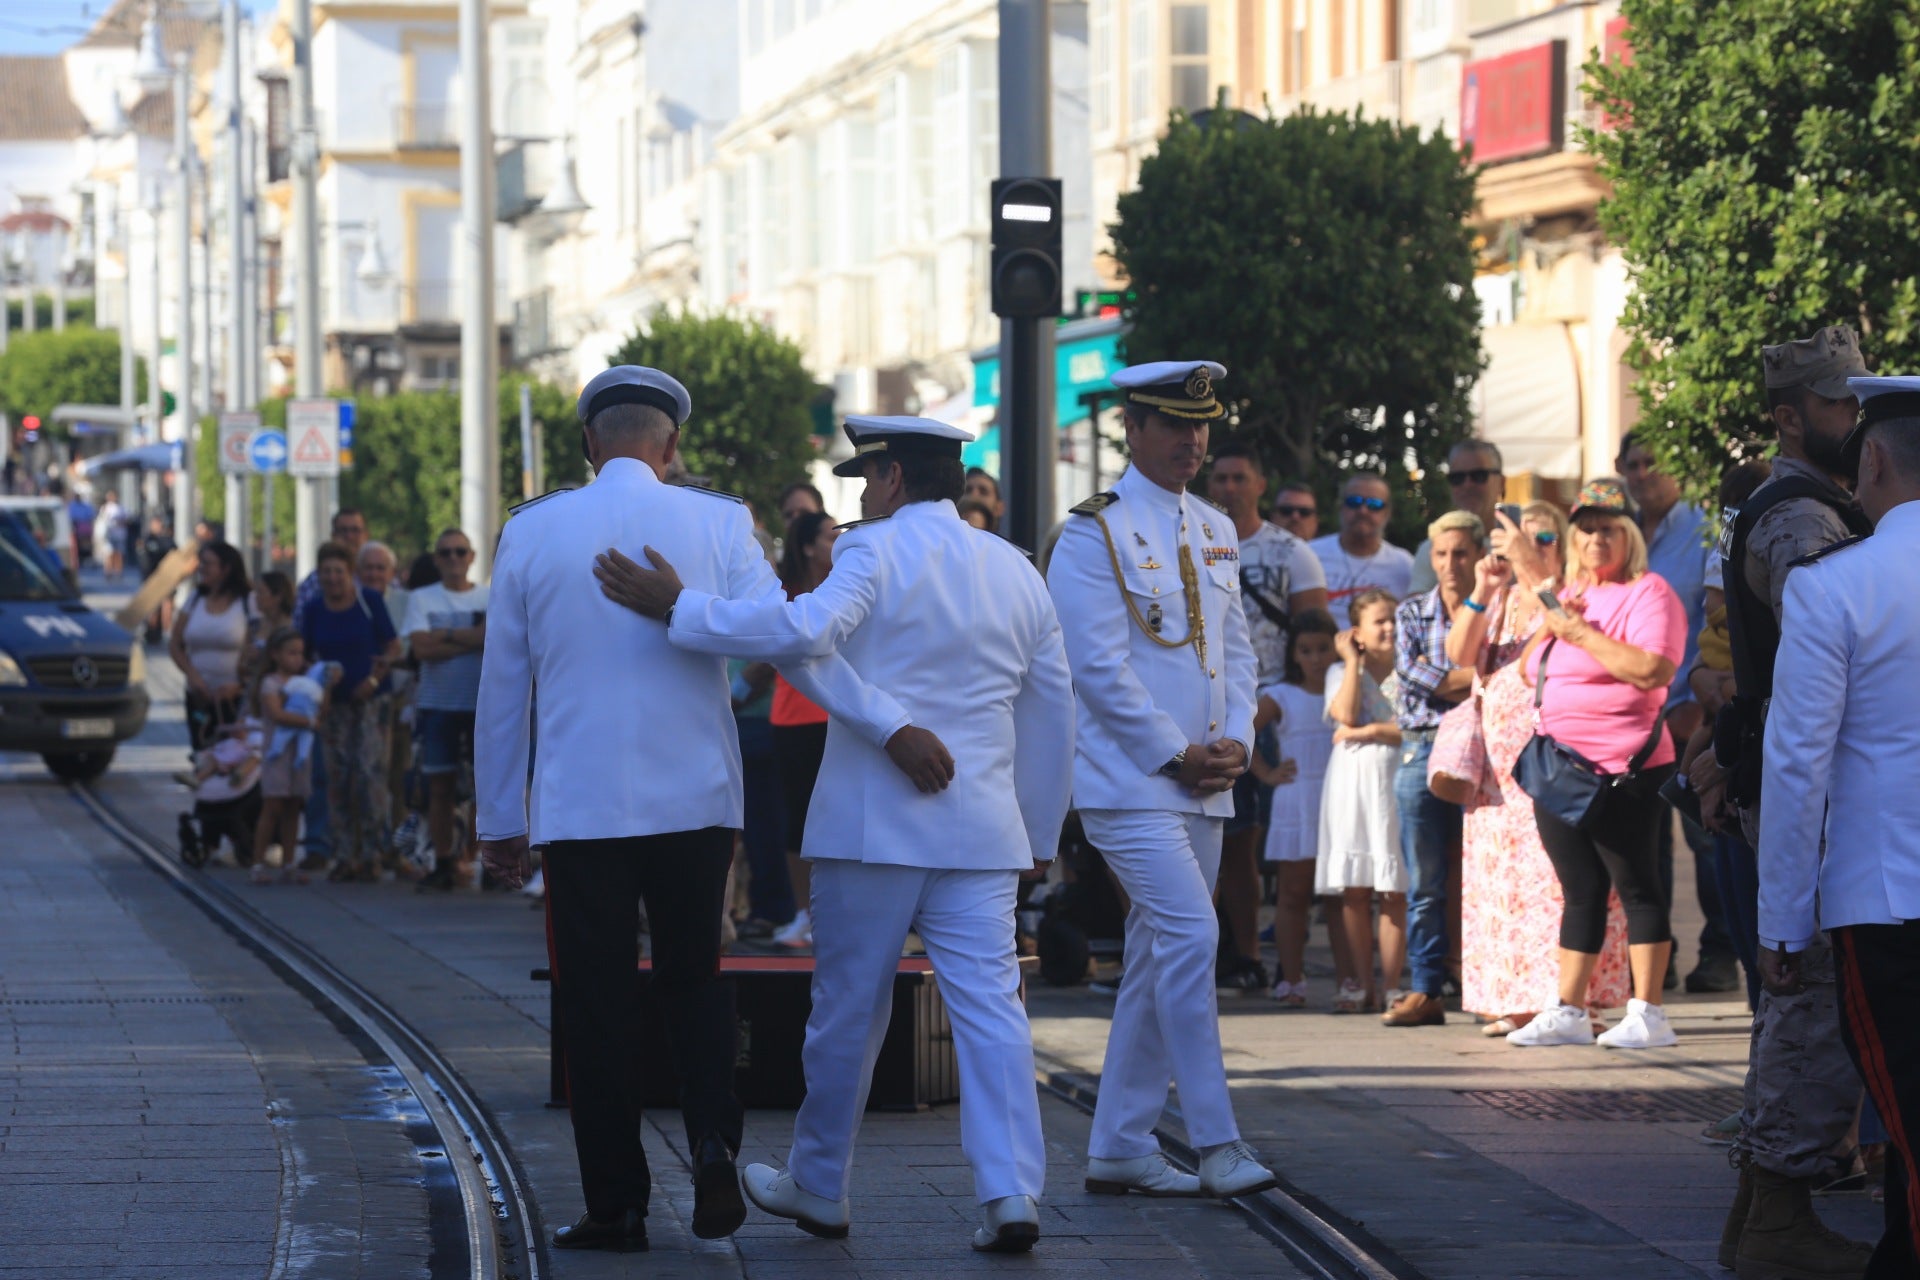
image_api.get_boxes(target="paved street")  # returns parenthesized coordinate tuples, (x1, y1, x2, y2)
(0, 620, 1883, 1277)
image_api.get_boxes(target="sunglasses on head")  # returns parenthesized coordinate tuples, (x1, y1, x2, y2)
(1447, 468, 1499, 485)
(1342, 495, 1387, 512)
(435, 547, 473, 559)
(1272, 504, 1316, 519)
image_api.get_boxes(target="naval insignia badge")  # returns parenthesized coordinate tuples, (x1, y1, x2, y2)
(1147, 601, 1164, 633)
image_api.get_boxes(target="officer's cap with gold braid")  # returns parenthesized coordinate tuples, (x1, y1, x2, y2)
(831, 415, 977, 478)
(1113, 360, 1228, 421)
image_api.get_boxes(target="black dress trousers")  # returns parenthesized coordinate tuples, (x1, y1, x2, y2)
(1832, 920, 1920, 1280)
(543, 827, 743, 1220)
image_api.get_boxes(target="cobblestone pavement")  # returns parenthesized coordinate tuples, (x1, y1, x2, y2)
(0, 597, 1885, 1277)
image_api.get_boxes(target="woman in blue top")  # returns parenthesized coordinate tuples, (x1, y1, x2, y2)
(300, 540, 400, 881)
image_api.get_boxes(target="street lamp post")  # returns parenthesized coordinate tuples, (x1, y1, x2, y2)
(173, 57, 197, 549)
(459, 0, 499, 578)
(997, 0, 1057, 550)
(291, 0, 323, 574)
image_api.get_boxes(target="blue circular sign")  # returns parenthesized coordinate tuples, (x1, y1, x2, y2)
(248, 429, 289, 474)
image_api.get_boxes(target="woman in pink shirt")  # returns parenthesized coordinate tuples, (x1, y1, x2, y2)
(1503, 479, 1686, 1051)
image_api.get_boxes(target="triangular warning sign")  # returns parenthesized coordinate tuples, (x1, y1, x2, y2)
(293, 427, 332, 463)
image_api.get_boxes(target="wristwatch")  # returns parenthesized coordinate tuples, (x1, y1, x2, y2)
(1159, 748, 1188, 777)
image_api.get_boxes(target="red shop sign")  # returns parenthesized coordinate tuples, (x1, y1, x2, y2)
(1460, 40, 1566, 165)
(1599, 16, 1632, 130)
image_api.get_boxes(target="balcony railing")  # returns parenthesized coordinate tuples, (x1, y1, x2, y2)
(395, 102, 458, 150)
(512, 288, 556, 361)
(399, 278, 459, 325)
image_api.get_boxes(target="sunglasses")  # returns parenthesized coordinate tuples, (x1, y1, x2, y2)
(1342, 496, 1388, 512)
(1447, 468, 1499, 485)
(435, 547, 474, 559)
(1533, 532, 1559, 547)
(1272, 504, 1317, 519)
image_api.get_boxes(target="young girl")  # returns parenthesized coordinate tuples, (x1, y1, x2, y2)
(253, 628, 328, 885)
(1315, 590, 1405, 1013)
(1250, 610, 1341, 1007)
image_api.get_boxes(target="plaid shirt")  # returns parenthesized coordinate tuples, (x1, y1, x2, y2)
(1394, 587, 1457, 732)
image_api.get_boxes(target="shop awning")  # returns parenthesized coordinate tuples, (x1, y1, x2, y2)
(1474, 323, 1584, 480)
(81, 442, 181, 475)
(966, 316, 1125, 472)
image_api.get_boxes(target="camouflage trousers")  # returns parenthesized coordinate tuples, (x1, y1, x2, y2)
(1735, 935, 1863, 1178)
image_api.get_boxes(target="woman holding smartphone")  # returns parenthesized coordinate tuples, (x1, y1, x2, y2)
(1495, 479, 1686, 1050)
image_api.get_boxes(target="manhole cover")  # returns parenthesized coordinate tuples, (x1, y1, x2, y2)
(1460, 1087, 1743, 1123)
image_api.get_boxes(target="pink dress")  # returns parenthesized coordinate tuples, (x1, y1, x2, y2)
(1461, 595, 1632, 1017)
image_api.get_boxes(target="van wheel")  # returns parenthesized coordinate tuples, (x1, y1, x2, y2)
(44, 748, 115, 781)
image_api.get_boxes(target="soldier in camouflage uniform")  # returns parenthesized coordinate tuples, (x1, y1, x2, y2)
(1712, 327, 1875, 1279)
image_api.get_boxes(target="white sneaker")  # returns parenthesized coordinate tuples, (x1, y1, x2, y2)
(771, 909, 812, 949)
(1597, 998, 1678, 1049)
(740, 1162, 849, 1238)
(520, 866, 545, 898)
(1505, 1002, 1595, 1047)
(970, 1195, 1039, 1253)
(1197, 1141, 1278, 1198)
(1085, 1153, 1201, 1198)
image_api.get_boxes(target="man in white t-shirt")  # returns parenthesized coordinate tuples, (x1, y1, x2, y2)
(1309, 473, 1415, 612)
(1205, 440, 1329, 992)
(404, 527, 489, 885)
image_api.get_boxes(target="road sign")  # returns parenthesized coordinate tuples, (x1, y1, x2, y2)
(248, 428, 288, 474)
(286, 398, 340, 477)
(218, 412, 261, 475)
(338, 399, 356, 469)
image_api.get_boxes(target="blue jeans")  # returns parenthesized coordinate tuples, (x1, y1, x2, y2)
(1395, 734, 1460, 999)
(1706, 831, 1761, 1011)
(737, 716, 794, 925)
(302, 742, 332, 859)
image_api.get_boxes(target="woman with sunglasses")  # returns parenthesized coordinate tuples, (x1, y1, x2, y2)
(1446, 501, 1632, 1038)
(404, 529, 490, 888)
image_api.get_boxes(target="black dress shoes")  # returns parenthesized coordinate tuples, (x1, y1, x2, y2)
(552, 1208, 648, 1252)
(691, 1133, 748, 1240)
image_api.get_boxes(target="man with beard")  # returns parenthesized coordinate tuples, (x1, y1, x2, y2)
(1710, 326, 1877, 1279)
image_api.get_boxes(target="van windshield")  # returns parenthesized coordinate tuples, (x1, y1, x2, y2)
(0, 514, 73, 601)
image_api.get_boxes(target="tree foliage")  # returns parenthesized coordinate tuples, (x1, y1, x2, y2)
(1588, 0, 1920, 496)
(1110, 105, 1483, 541)
(609, 309, 820, 517)
(0, 327, 145, 440)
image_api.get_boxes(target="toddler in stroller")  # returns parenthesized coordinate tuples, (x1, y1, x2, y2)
(179, 720, 265, 868)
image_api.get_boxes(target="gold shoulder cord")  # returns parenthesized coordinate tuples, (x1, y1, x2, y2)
(1091, 511, 1208, 669)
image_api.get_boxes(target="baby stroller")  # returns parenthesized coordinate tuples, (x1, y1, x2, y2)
(178, 726, 264, 869)
(1027, 811, 1130, 987)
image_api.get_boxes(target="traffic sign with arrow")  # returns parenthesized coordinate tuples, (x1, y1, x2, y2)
(248, 429, 289, 474)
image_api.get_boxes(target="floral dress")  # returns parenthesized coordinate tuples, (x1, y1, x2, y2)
(1460, 592, 1632, 1016)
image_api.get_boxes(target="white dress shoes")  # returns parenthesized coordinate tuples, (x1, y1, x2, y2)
(740, 1162, 850, 1238)
(1198, 1141, 1279, 1197)
(970, 1195, 1040, 1253)
(1085, 1152, 1202, 1197)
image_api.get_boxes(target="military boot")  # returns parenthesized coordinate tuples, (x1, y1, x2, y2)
(1734, 1167, 1874, 1280)
(1718, 1163, 1752, 1271)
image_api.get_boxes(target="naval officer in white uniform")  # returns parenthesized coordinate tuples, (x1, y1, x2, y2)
(592, 415, 1077, 1254)
(1759, 375, 1920, 1278)
(1047, 360, 1278, 1199)
(474, 366, 910, 1254)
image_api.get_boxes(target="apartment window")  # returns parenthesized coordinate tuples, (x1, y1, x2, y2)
(1168, 5, 1209, 111)
(1127, 0, 1154, 131)
(907, 66, 936, 243)
(1089, 0, 1113, 133)
(746, 0, 764, 55)
(933, 47, 967, 237)
(847, 117, 877, 266)
(875, 81, 900, 251)
(971, 41, 998, 228)
(772, 0, 795, 39)
(616, 115, 629, 230)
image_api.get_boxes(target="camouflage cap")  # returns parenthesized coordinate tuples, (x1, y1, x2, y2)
(1762, 325, 1869, 398)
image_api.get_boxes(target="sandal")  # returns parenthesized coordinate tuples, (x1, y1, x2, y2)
(1332, 979, 1366, 1014)
(1268, 980, 1308, 1008)
(1482, 1013, 1535, 1038)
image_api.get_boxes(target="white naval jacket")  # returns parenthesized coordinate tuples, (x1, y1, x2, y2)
(474, 457, 904, 846)
(1758, 499, 1920, 950)
(665, 498, 1077, 871)
(1045, 465, 1258, 816)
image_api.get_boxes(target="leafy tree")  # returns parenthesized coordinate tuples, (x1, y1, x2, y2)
(6, 296, 96, 330)
(1110, 104, 1483, 543)
(0, 327, 145, 440)
(608, 309, 820, 517)
(1588, 0, 1920, 497)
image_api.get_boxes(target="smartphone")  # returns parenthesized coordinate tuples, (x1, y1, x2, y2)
(1497, 502, 1524, 526)
(1536, 585, 1571, 618)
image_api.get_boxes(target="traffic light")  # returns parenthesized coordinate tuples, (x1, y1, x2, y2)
(990, 177, 1063, 319)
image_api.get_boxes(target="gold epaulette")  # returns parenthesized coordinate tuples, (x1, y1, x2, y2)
(1070, 492, 1118, 516)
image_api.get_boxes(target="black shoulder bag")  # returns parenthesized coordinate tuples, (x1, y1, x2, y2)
(1512, 639, 1667, 831)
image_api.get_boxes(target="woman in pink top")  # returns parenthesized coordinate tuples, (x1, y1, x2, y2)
(1502, 479, 1686, 1051)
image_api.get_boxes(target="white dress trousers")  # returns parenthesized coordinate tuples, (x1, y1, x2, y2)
(788, 859, 1044, 1206)
(1076, 807, 1239, 1158)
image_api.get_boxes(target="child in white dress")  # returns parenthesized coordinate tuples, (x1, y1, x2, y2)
(1316, 590, 1405, 1014)
(1251, 610, 1340, 1007)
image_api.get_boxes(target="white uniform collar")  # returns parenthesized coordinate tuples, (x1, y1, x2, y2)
(1875, 498, 1920, 537)
(893, 498, 962, 522)
(593, 455, 663, 486)
(1116, 465, 1188, 516)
